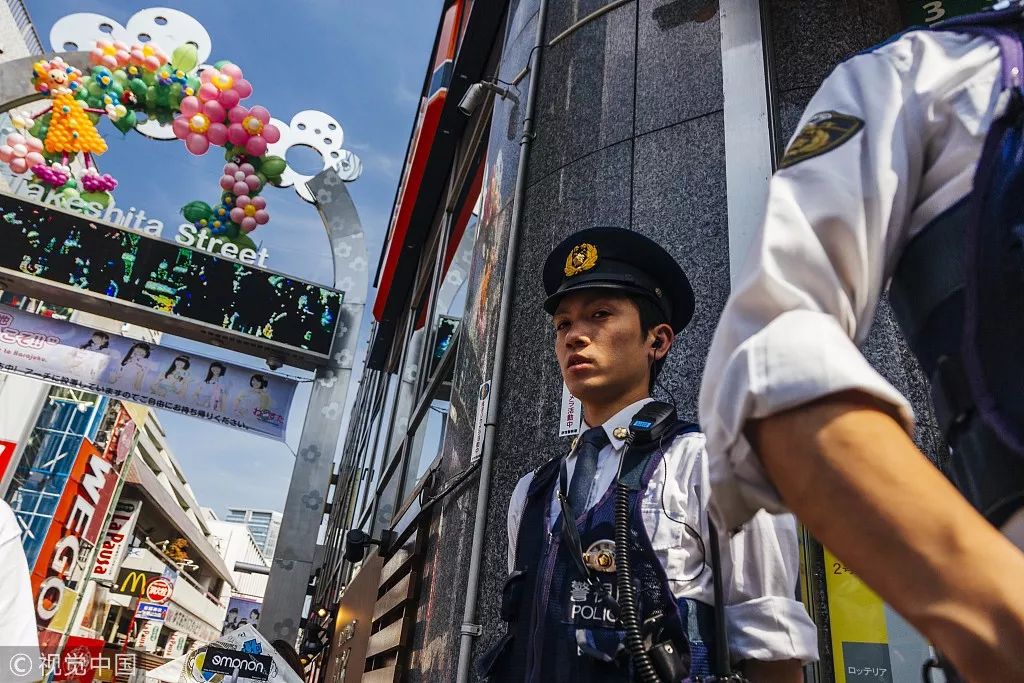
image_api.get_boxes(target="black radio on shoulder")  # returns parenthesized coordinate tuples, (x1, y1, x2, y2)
(627, 401, 677, 444)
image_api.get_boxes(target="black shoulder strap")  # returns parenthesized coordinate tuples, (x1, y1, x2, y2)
(617, 420, 700, 490)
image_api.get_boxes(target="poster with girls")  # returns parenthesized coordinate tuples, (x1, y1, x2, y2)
(0, 304, 295, 440)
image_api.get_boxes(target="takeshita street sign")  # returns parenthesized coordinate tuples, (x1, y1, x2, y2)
(0, 191, 343, 369)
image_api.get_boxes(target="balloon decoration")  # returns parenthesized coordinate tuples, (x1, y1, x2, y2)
(1, 40, 288, 251)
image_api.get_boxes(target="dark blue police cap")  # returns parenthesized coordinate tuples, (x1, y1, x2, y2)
(542, 227, 695, 332)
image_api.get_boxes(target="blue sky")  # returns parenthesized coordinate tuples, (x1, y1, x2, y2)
(24, 1, 443, 517)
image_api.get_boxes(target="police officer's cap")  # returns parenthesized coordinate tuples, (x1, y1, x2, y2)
(542, 227, 695, 332)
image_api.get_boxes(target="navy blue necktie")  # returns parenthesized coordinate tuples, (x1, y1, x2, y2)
(566, 426, 610, 516)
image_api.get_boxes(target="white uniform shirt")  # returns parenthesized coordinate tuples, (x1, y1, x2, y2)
(507, 399, 819, 663)
(698, 29, 1002, 530)
(0, 501, 40, 655)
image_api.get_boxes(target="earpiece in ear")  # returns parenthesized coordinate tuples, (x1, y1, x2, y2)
(652, 339, 663, 349)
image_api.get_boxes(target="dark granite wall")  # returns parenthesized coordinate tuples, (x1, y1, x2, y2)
(405, 1, 948, 680)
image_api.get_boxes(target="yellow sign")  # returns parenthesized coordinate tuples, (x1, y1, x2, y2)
(823, 548, 888, 680)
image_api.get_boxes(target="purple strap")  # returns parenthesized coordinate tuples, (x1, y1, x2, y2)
(933, 3, 1024, 90)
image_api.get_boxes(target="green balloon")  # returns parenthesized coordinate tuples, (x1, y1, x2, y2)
(144, 86, 157, 108)
(226, 223, 240, 239)
(260, 155, 286, 179)
(171, 43, 199, 73)
(141, 71, 157, 86)
(232, 232, 258, 252)
(81, 191, 111, 209)
(181, 201, 213, 223)
(64, 178, 78, 189)
(112, 111, 137, 134)
(129, 79, 147, 98)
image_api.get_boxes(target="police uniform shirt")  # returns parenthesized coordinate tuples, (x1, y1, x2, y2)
(698, 28, 1001, 530)
(507, 398, 819, 664)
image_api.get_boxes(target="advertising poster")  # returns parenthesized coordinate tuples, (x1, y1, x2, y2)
(0, 304, 296, 440)
(222, 596, 264, 635)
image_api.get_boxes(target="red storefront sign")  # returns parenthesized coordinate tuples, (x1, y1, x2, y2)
(84, 409, 133, 542)
(32, 438, 120, 627)
(52, 634, 104, 682)
(0, 439, 15, 478)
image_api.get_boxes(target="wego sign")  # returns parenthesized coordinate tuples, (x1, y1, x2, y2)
(31, 439, 119, 625)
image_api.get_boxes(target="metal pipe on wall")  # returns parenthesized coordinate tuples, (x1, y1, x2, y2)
(455, 0, 550, 680)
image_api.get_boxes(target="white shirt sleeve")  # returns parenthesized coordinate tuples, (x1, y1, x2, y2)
(507, 471, 534, 573)
(723, 511, 818, 663)
(651, 433, 818, 663)
(698, 29, 1001, 530)
(0, 501, 41, 654)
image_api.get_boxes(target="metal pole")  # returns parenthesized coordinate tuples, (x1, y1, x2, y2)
(454, 1, 549, 680)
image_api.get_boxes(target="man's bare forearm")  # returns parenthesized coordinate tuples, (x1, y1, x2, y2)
(747, 390, 1024, 681)
(742, 658, 804, 683)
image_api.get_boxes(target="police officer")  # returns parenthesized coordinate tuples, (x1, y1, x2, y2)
(699, 5, 1024, 680)
(484, 227, 817, 682)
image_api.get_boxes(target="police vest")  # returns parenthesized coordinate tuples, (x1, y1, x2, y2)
(479, 421, 716, 682)
(889, 7, 1024, 527)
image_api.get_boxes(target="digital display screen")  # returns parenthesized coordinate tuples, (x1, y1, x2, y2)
(0, 193, 342, 360)
(430, 315, 460, 376)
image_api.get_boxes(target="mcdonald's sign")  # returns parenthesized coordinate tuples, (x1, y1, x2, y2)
(111, 569, 162, 598)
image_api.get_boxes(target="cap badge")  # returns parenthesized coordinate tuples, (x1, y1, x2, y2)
(564, 242, 598, 277)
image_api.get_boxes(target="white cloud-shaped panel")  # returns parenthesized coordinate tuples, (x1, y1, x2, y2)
(267, 111, 363, 203)
(49, 8, 212, 140)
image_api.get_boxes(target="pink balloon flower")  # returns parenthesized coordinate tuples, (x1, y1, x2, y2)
(0, 132, 45, 175)
(172, 96, 229, 155)
(230, 194, 269, 232)
(90, 39, 131, 69)
(225, 105, 280, 157)
(129, 42, 168, 72)
(198, 63, 253, 110)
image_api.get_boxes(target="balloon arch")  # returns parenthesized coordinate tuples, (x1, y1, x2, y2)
(0, 39, 289, 253)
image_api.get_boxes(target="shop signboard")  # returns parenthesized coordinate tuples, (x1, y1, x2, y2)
(134, 619, 162, 653)
(31, 439, 118, 628)
(52, 635, 104, 683)
(824, 548, 931, 681)
(110, 569, 162, 598)
(0, 439, 14, 480)
(0, 304, 296, 440)
(0, 191, 343, 368)
(202, 646, 273, 681)
(166, 601, 221, 644)
(136, 602, 168, 622)
(171, 624, 303, 683)
(90, 498, 142, 581)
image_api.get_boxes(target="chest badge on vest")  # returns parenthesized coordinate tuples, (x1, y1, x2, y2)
(779, 110, 864, 169)
(583, 539, 616, 573)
